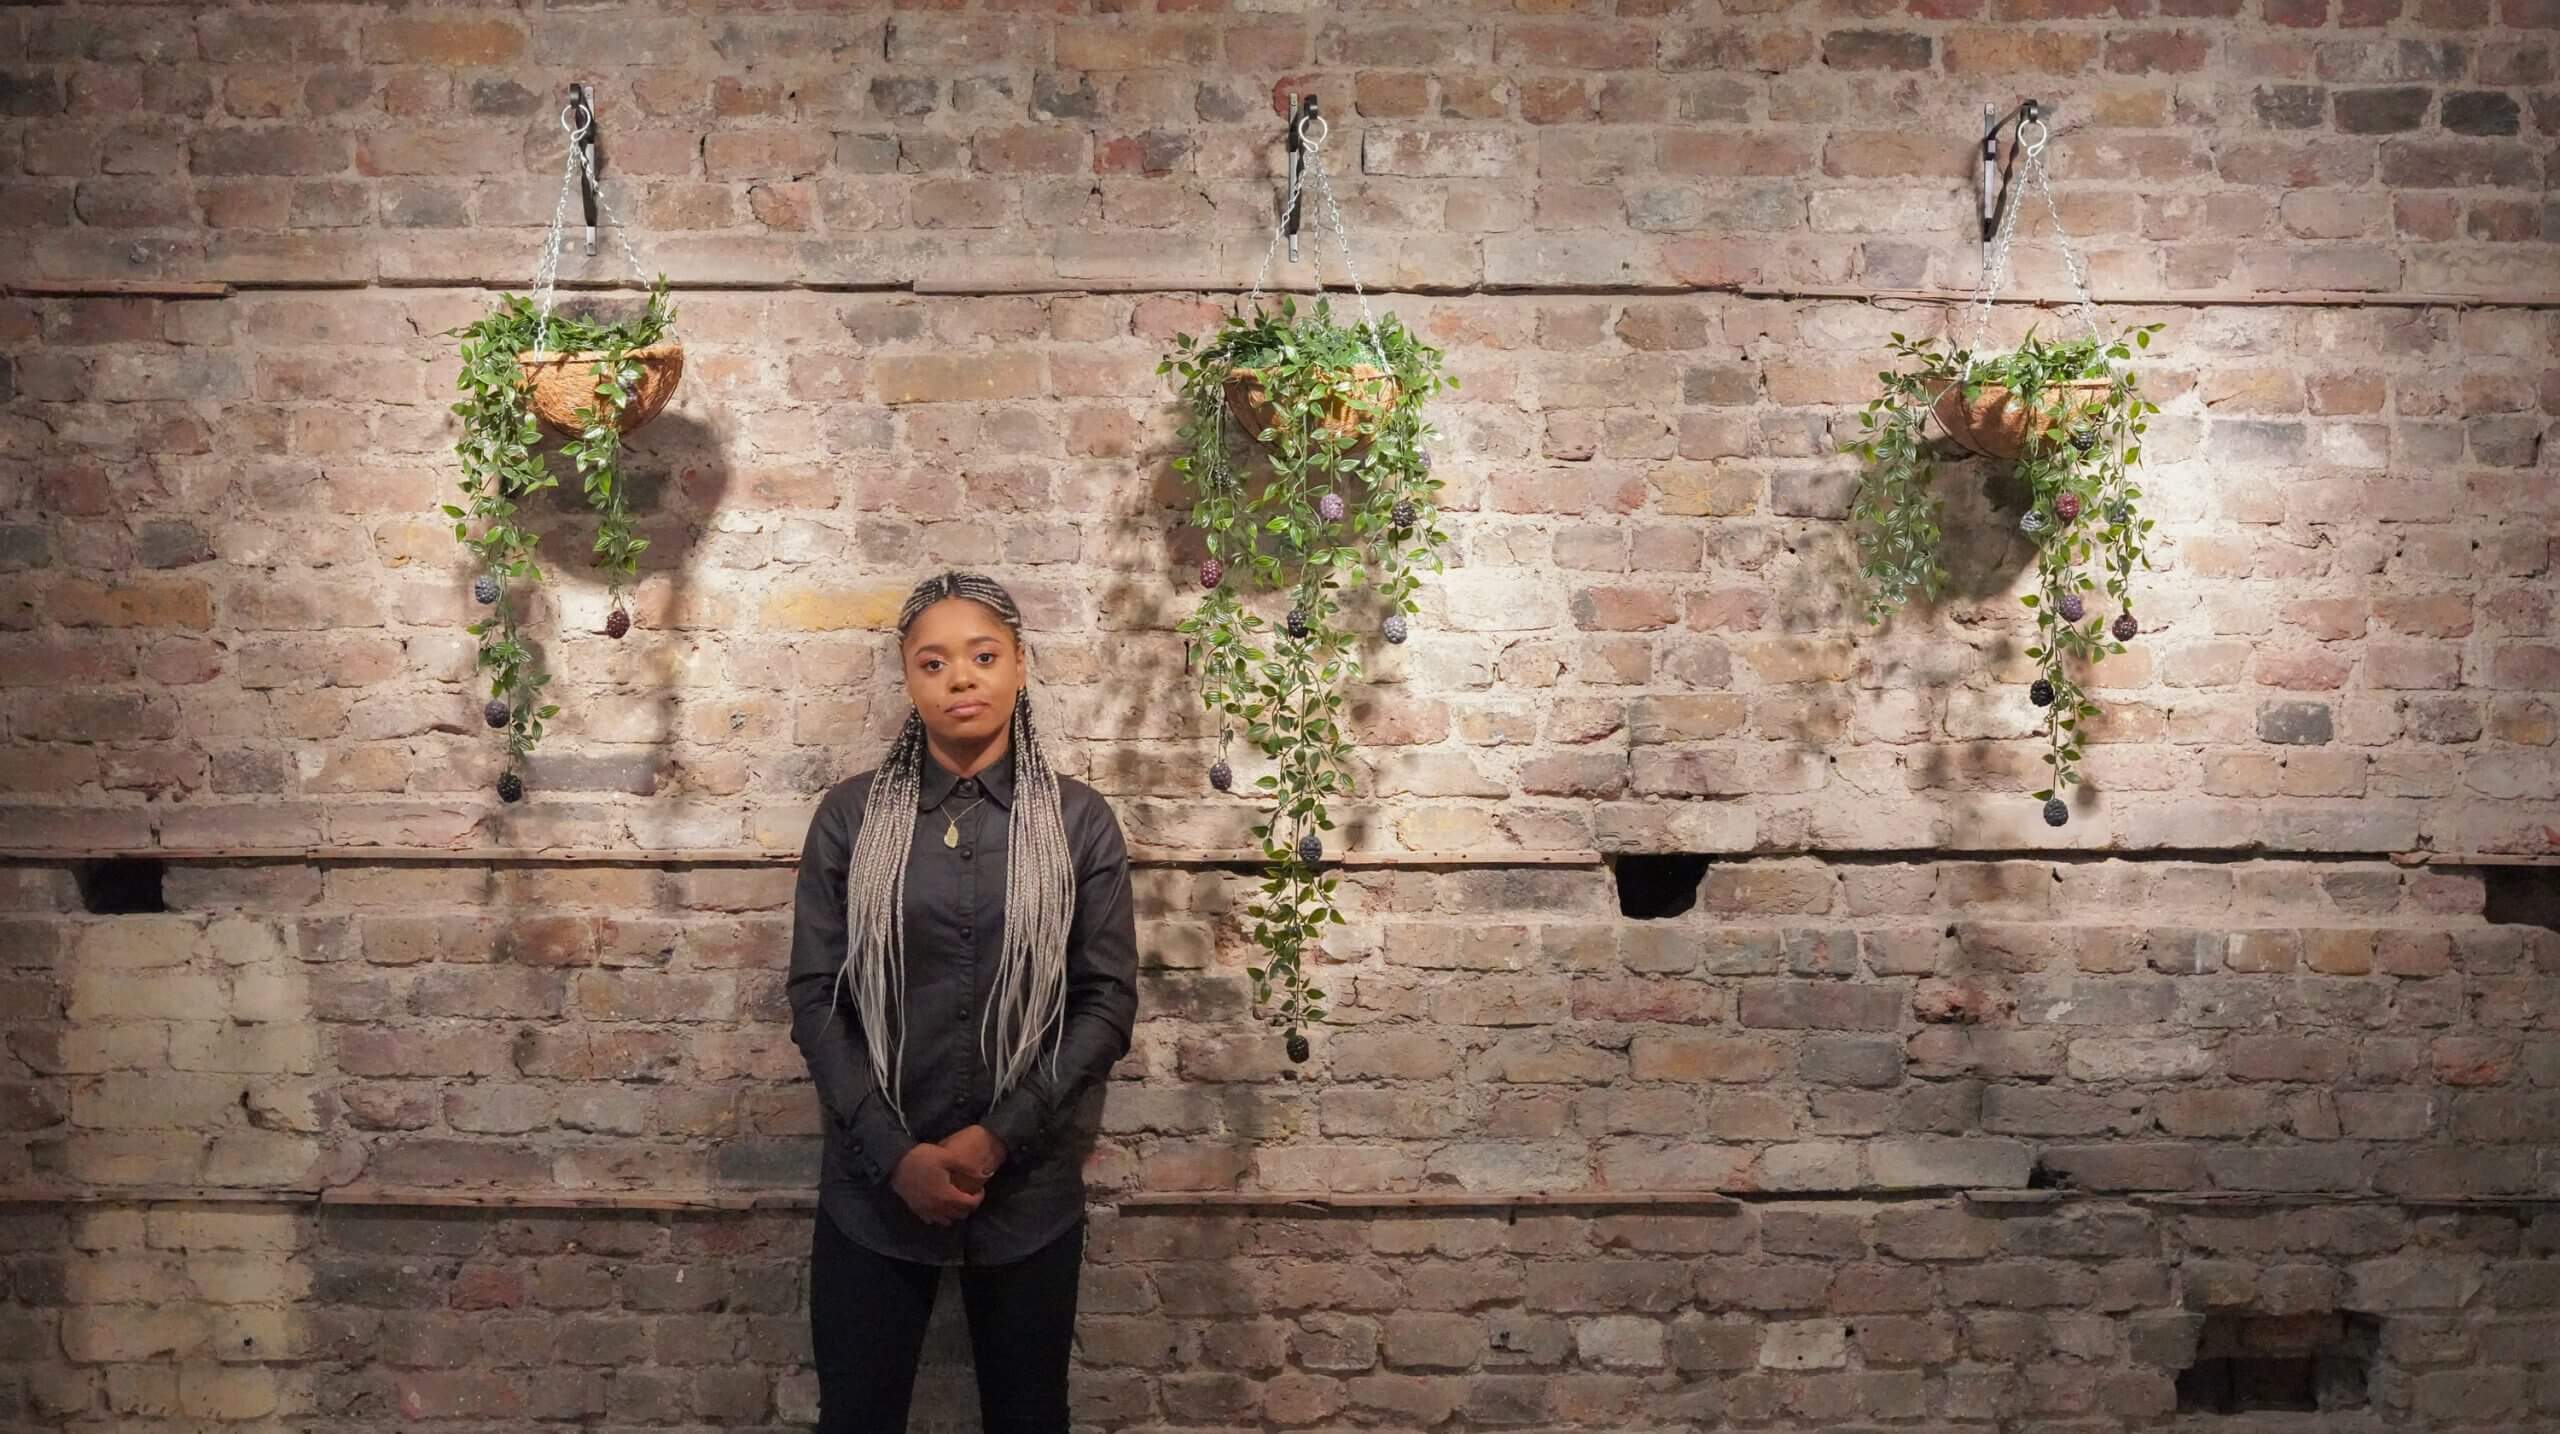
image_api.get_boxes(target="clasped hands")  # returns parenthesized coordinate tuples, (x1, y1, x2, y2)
(890, 1124, 1006, 1226)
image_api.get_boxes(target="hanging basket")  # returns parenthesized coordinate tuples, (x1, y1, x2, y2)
(1931, 375, 2111, 461)
(1224, 363, 1398, 445)
(518, 341, 685, 435)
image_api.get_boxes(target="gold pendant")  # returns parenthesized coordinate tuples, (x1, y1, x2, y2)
(944, 818, 959, 848)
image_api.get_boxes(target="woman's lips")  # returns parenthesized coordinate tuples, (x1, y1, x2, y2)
(947, 701, 988, 719)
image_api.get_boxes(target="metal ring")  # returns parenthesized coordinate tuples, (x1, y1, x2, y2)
(561, 102, 592, 140)
(1296, 113, 1329, 152)
(2019, 117, 2048, 155)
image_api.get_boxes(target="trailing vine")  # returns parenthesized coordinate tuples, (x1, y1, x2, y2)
(1846, 322, 2163, 825)
(1162, 297, 1452, 1059)
(443, 278, 674, 800)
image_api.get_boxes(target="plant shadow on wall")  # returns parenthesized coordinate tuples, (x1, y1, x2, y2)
(1842, 319, 2166, 833)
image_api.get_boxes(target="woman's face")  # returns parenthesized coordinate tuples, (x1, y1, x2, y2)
(902, 597, 1025, 749)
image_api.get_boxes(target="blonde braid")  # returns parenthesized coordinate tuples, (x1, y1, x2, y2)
(835, 573, 1077, 1128)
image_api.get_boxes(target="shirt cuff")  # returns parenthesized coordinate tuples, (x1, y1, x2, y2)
(844, 1101, 917, 1187)
(981, 1085, 1046, 1164)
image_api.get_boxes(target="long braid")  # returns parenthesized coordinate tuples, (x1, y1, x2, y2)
(834, 572, 1078, 1128)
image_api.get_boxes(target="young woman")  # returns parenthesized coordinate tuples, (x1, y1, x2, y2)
(787, 571, 1139, 1433)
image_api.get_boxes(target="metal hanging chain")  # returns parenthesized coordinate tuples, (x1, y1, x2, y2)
(1243, 111, 1396, 378)
(1964, 116, 2103, 358)
(531, 99, 655, 358)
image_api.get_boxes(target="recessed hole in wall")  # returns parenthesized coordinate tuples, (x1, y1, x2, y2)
(73, 858, 166, 915)
(2482, 867, 2560, 932)
(1612, 853, 1710, 920)
(2175, 1312, 2377, 1416)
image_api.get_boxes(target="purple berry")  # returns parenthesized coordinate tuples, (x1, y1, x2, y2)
(1285, 1031, 1311, 1064)
(2029, 679, 2054, 708)
(605, 608, 631, 639)
(1392, 499, 1418, 530)
(472, 574, 500, 606)
(2052, 492, 2080, 524)
(1286, 607, 1309, 640)
(1199, 558, 1223, 590)
(2112, 613, 2139, 642)
(2043, 797, 2069, 827)
(497, 772, 524, 803)
(1209, 758, 1233, 792)
(1296, 831, 1322, 864)
(483, 698, 510, 729)
(2058, 593, 2085, 623)
(1382, 613, 1409, 645)
(1317, 492, 1345, 523)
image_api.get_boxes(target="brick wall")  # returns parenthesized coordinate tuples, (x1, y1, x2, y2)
(4, 0, 2557, 1429)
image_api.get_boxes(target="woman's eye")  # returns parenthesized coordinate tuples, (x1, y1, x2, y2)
(975, 652, 995, 665)
(921, 660, 941, 674)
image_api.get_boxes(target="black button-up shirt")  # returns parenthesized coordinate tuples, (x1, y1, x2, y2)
(787, 748, 1139, 1267)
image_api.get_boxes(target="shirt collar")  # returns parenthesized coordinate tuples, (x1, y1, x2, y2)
(916, 745, 1015, 813)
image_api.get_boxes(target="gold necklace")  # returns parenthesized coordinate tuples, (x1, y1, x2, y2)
(941, 794, 989, 848)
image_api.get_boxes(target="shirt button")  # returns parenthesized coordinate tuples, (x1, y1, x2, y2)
(958, 779, 976, 794)
(960, 845, 973, 860)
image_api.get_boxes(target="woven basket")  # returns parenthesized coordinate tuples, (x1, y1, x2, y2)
(1931, 375, 2112, 461)
(519, 341, 685, 435)
(1225, 363, 1399, 444)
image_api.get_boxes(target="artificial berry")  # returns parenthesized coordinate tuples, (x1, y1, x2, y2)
(2112, 613, 2139, 642)
(1392, 499, 1418, 531)
(483, 699, 510, 729)
(1199, 558, 1223, 590)
(1317, 492, 1345, 523)
(2019, 509, 2047, 536)
(2029, 679, 2055, 708)
(2043, 797, 2069, 828)
(473, 575, 500, 606)
(1286, 607, 1309, 640)
(2058, 593, 2085, 623)
(1209, 758, 1233, 792)
(2070, 428, 2099, 453)
(1286, 1032, 1311, 1064)
(497, 772, 524, 803)
(1296, 831, 1323, 864)
(605, 608, 630, 639)
(2052, 492, 2080, 524)
(1383, 614, 1409, 645)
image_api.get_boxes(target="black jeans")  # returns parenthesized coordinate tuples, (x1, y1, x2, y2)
(809, 1210, 1082, 1433)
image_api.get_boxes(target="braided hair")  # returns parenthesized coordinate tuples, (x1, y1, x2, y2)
(835, 572, 1076, 1131)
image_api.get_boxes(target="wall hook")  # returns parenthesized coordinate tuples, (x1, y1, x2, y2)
(1979, 97, 2042, 249)
(1283, 92, 1317, 264)
(565, 82, 601, 257)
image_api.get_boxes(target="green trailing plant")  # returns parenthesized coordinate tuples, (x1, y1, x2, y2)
(443, 278, 674, 798)
(1162, 297, 1453, 1060)
(1846, 322, 2164, 825)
